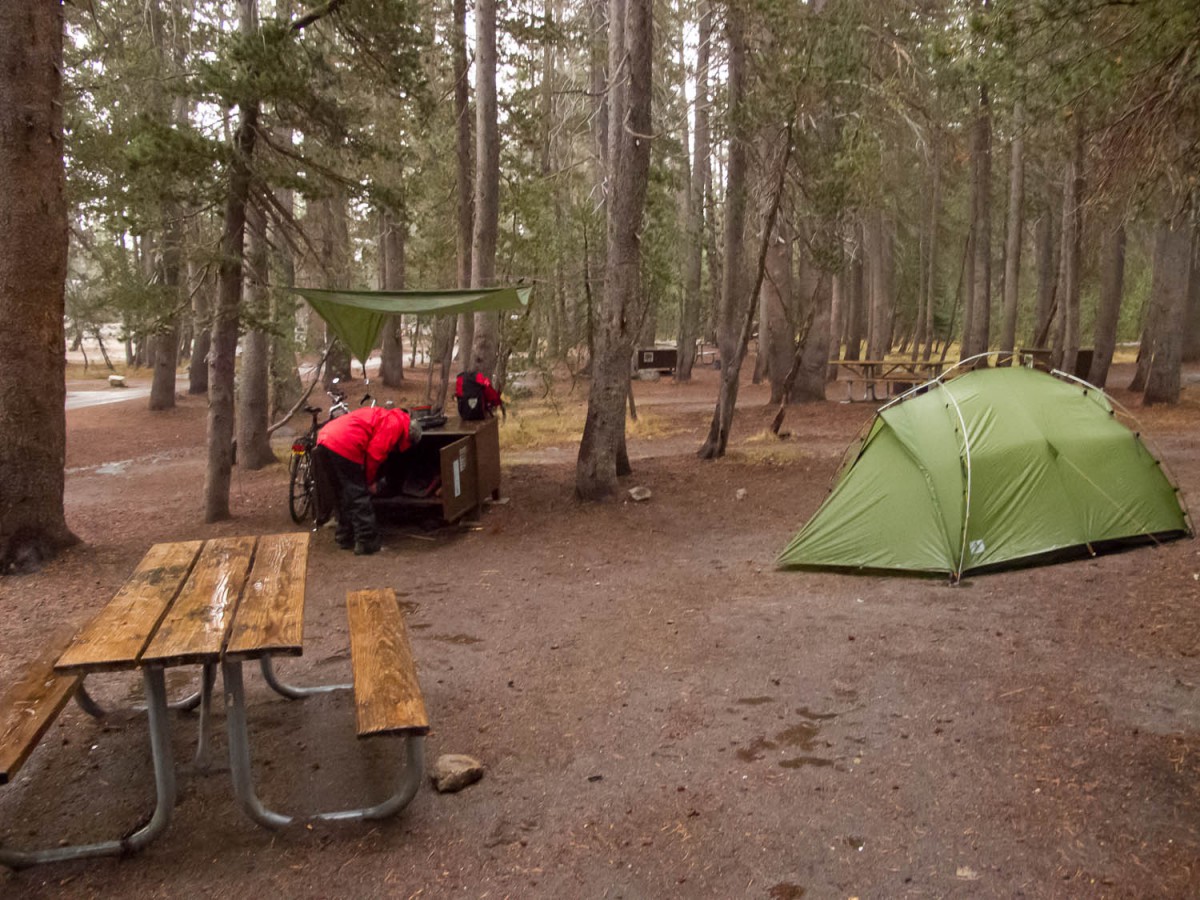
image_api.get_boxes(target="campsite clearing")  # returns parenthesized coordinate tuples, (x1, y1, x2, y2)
(1, 362, 1198, 898)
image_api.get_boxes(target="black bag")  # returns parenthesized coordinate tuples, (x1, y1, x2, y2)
(456, 371, 488, 420)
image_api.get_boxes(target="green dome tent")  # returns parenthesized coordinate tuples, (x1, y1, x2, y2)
(777, 366, 1191, 580)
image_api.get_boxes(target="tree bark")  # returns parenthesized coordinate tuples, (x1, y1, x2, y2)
(148, 6, 187, 411)
(998, 102, 1024, 361)
(269, 172, 301, 419)
(188, 245, 212, 394)
(792, 271, 833, 403)
(236, 197, 275, 469)
(965, 83, 992, 360)
(1183, 231, 1200, 362)
(696, 3, 749, 460)
(1143, 219, 1193, 405)
(923, 142, 942, 361)
(676, 3, 707, 382)
(1060, 120, 1084, 374)
(576, 0, 652, 498)
(470, 0, 501, 377)
(379, 209, 406, 386)
(205, 119, 257, 521)
(1087, 223, 1125, 387)
(843, 224, 864, 361)
(699, 121, 792, 460)
(865, 211, 893, 361)
(762, 233, 793, 404)
(1032, 205, 1058, 347)
(0, 0, 77, 570)
(448, 0, 473, 390)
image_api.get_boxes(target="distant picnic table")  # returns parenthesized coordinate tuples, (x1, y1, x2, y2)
(828, 358, 954, 402)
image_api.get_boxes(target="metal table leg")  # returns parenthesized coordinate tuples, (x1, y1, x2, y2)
(194, 663, 217, 768)
(74, 680, 106, 719)
(259, 655, 350, 699)
(0, 666, 177, 869)
(222, 660, 423, 830)
(81, 678, 203, 719)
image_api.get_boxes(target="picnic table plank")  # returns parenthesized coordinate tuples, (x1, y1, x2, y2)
(346, 589, 429, 737)
(55, 541, 203, 674)
(0, 652, 81, 784)
(225, 532, 310, 661)
(140, 536, 257, 666)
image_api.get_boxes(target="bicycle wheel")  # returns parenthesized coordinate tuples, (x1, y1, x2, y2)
(288, 451, 315, 524)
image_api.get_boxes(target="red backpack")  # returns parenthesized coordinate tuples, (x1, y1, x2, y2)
(455, 371, 493, 420)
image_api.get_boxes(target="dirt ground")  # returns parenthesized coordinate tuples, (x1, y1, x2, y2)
(2, 362, 1199, 899)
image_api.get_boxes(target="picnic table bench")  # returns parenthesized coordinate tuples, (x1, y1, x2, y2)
(0, 533, 427, 869)
(828, 358, 954, 402)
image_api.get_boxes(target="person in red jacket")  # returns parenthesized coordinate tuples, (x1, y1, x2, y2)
(313, 406, 421, 555)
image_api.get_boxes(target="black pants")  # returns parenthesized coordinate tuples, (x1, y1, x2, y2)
(312, 445, 377, 547)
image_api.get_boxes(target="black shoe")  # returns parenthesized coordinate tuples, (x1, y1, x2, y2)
(354, 539, 382, 556)
(336, 539, 355, 550)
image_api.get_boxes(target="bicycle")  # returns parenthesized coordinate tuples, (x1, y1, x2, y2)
(287, 381, 351, 524)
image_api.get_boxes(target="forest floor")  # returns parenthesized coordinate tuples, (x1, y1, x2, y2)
(2, 360, 1199, 899)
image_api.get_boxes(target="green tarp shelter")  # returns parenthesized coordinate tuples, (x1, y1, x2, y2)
(293, 286, 533, 366)
(777, 366, 1191, 580)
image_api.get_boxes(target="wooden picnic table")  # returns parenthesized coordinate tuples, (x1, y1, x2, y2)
(828, 358, 954, 401)
(1, 532, 427, 868)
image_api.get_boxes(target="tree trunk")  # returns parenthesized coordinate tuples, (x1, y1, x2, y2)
(965, 84, 992, 360)
(149, 226, 181, 415)
(793, 271, 833, 403)
(315, 189, 353, 384)
(1032, 206, 1058, 347)
(676, 4, 707, 382)
(204, 0, 260, 522)
(697, 4, 748, 460)
(188, 248, 212, 394)
(923, 142, 942, 361)
(865, 211, 893, 360)
(1183, 231, 1200, 362)
(269, 174, 301, 418)
(843, 226, 864, 361)
(236, 198, 275, 470)
(204, 106, 257, 520)
(998, 102, 1024, 360)
(1060, 121, 1084, 374)
(762, 233, 793, 404)
(448, 0, 473, 392)
(576, 0, 652, 498)
(1143, 219, 1193, 405)
(379, 209, 406, 386)
(0, 0, 77, 570)
(1087, 223, 1125, 387)
(470, 0, 501, 377)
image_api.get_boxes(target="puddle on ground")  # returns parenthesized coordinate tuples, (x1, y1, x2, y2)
(429, 633, 483, 645)
(776, 723, 821, 751)
(735, 735, 776, 762)
(779, 756, 834, 769)
(796, 706, 838, 721)
(768, 883, 806, 900)
(95, 460, 131, 475)
(736, 696, 774, 706)
(739, 720, 831, 763)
